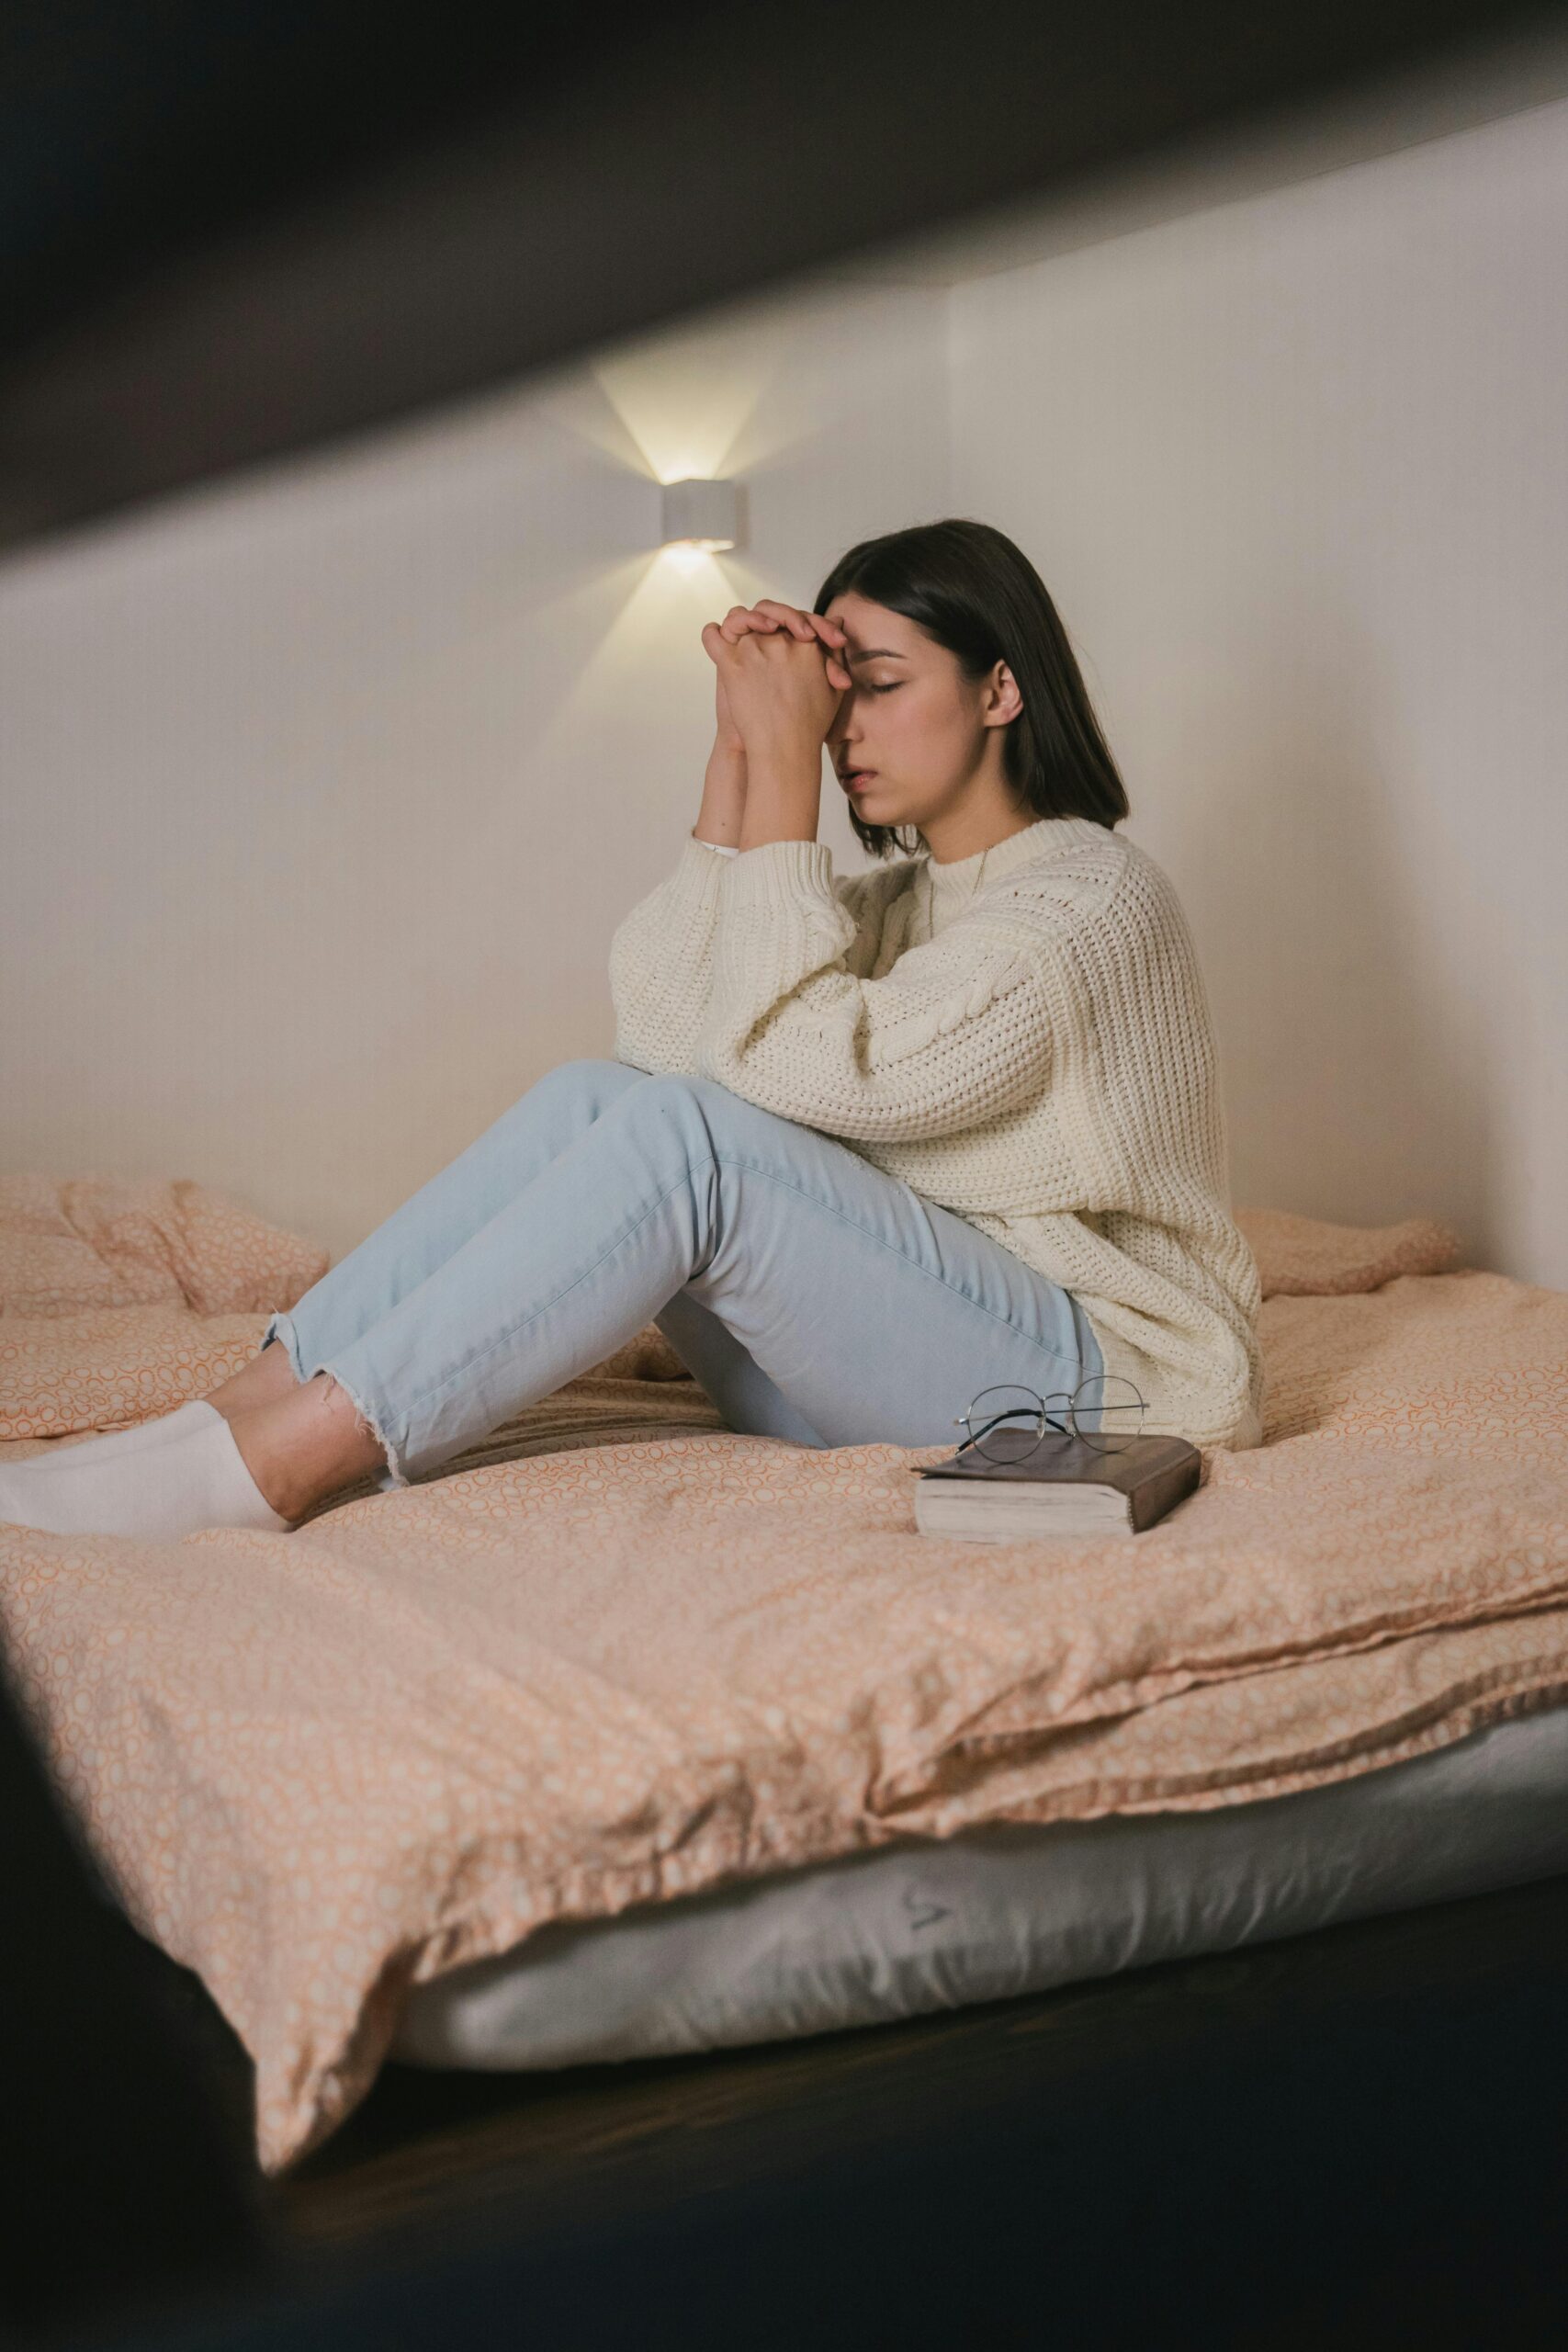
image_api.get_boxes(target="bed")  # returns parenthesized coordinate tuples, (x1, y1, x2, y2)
(388, 1696, 1568, 2075)
(3, 1167, 1567, 2337)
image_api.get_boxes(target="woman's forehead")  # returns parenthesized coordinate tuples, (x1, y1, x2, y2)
(825, 594, 919, 656)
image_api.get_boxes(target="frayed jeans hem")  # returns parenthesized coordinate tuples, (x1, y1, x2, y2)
(261, 1315, 411, 1490)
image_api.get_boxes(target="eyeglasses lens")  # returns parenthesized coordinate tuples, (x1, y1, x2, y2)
(965, 1385, 1049, 1464)
(1071, 1374, 1148, 1453)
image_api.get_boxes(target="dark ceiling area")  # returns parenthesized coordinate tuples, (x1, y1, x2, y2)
(0, 0, 1561, 554)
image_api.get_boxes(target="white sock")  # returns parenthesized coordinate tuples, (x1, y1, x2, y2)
(0, 1408, 293, 1541)
(54, 1398, 220, 1459)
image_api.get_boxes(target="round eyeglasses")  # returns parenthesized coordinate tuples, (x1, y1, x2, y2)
(954, 1376, 1148, 1461)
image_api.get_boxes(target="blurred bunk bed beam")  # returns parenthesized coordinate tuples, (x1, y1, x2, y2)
(0, 0, 1562, 552)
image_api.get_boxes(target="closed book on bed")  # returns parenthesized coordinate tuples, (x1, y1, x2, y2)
(911, 1430, 1201, 1539)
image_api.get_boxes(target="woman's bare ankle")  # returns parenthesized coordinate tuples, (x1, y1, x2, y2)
(207, 1343, 301, 1425)
(230, 1374, 389, 1521)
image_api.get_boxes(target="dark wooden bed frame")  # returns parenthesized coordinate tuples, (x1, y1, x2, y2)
(276, 1868, 1568, 2351)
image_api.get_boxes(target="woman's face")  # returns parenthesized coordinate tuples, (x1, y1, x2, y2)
(821, 589, 1021, 839)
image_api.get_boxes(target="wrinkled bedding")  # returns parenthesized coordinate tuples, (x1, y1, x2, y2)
(1, 1174, 1565, 2173)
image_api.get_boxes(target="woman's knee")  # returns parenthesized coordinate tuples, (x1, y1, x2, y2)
(518, 1056, 646, 1117)
(626, 1069, 776, 1148)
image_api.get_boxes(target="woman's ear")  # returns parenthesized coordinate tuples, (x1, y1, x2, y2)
(986, 661, 1023, 726)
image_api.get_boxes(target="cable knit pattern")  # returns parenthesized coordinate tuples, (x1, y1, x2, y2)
(610, 817, 1264, 1453)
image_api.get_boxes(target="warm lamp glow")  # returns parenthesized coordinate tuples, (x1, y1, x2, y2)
(661, 542, 712, 572)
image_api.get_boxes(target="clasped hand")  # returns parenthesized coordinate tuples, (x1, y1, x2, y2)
(702, 601, 853, 756)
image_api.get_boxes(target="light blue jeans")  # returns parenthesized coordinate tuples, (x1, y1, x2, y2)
(261, 1057, 1104, 1488)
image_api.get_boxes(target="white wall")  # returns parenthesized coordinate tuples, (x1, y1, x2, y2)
(3, 69, 1563, 1289)
(0, 280, 946, 1258)
(949, 90, 1568, 1288)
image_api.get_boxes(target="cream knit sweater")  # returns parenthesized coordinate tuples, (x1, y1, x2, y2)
(608, 815, 1264, 1453)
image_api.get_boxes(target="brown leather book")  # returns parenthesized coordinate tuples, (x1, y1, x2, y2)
(911, 1430, 1201, 1538)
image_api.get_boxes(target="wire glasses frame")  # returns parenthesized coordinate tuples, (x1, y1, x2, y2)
(953, 1375, 1149, 1461)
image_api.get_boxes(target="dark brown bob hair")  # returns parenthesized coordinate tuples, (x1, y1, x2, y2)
(814, 516, 1130, 860)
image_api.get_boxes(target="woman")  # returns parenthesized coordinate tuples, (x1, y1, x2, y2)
(0, 519, 1263, 1544)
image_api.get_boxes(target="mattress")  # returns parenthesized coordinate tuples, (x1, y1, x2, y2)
(391, 1702, 1568, 2073)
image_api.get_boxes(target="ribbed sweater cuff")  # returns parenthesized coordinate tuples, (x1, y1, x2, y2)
(675, 832, 734, 885)
(726, 837, 837, 914)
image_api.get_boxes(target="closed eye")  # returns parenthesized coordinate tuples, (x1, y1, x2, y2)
(867, 682, 900, 695)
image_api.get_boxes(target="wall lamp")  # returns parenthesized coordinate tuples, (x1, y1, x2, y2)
(660, 477, 743, 552)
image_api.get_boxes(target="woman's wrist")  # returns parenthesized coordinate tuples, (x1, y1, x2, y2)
(694, 732, 747, 851)
(735, 731, 822, 850)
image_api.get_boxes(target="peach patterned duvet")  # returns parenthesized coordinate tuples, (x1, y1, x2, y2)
(2, 1174, 1565, 2172)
